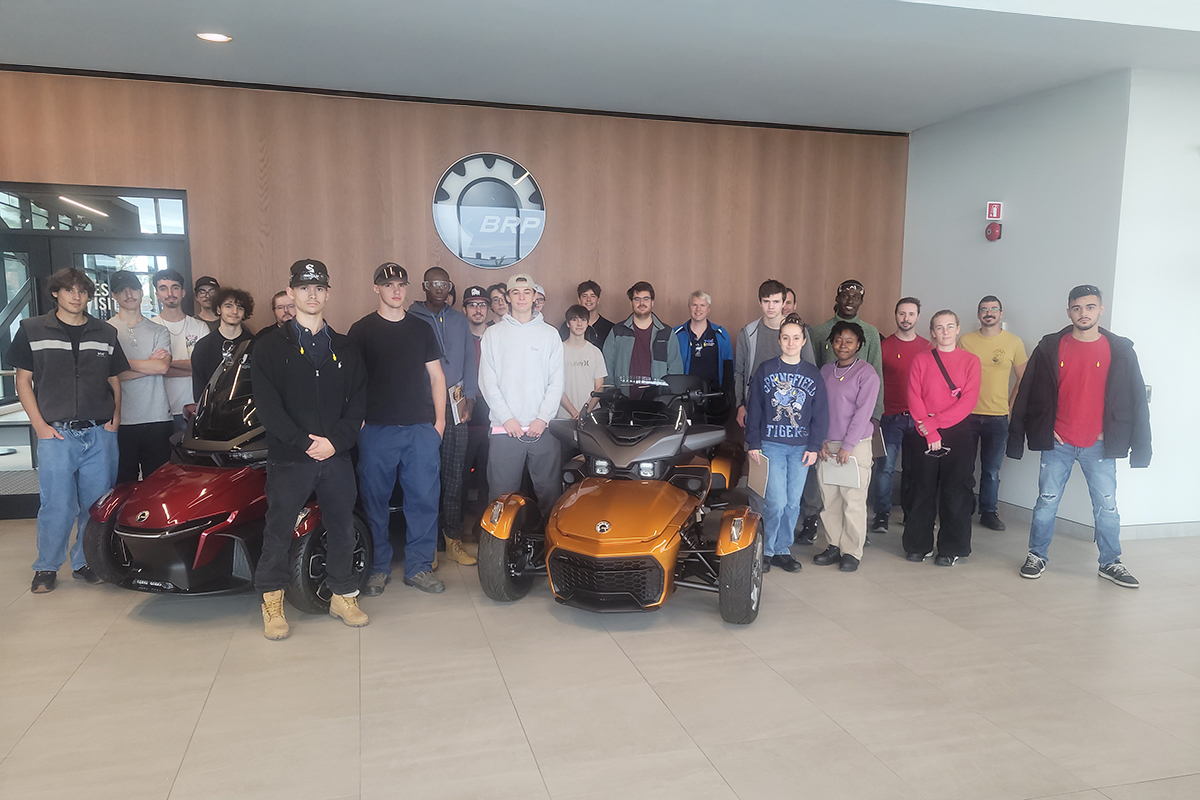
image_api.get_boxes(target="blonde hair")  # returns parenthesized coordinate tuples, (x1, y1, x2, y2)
(688, 290, 712, 305)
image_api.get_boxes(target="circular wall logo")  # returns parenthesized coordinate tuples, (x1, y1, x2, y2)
(432, 153, 545, 269)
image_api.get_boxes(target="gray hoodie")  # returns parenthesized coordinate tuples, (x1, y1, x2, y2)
(479, 312, 564, 427)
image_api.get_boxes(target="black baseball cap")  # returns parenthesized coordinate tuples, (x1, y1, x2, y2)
(289, 259, 331, 288)
(463, 286, 488, 305)
(194, 275, 220, 292)
(373, 262, 408, 285)
(109, 272, 142, 294)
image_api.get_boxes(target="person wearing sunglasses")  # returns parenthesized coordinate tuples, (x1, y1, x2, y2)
(902, 310, 981, 566)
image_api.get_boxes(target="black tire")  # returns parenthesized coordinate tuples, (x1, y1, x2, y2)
(718, 525, 763, 624)
(478, 510, 535, 602)
(82, 516, 133, 585)
(285, 513, 374, 614)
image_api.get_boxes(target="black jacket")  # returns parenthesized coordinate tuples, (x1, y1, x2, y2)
(1007, 326, 1151, 467)
(251, 322, 367, 462)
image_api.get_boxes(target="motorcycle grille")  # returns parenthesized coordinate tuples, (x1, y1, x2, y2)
(548, 551, 664, 607)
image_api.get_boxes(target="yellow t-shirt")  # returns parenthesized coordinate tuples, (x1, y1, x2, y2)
(960, 329, 1028, 416)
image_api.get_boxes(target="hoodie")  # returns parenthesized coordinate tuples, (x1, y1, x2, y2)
(408, 301, 478, 400)
(478, 312, 565, 427)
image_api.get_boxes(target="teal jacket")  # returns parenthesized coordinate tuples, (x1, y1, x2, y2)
(601, 313, 683, 393)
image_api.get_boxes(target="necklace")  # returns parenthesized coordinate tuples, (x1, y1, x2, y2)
(833, 359, 857, 381)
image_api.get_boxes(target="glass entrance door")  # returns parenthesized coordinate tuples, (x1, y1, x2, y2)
(0, 237, 50, 403)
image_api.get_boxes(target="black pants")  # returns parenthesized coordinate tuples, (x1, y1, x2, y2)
(117, 421, 173, 484)
(254, 454, 359, 595)
(901, 420, 975, 558)
(462, 424, 490, 519)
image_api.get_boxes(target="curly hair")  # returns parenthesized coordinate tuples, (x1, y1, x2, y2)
(211, 287, 255, 321)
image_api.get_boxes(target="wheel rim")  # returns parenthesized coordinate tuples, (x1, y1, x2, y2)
(306, 527, 369, 602)
(750, 536, 763, 611)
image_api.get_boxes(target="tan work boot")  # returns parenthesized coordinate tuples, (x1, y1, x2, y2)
(432, 550, 439, 571)
(444, 533, 478, 566)
(262, 590, 290, 640)
(329, 593, 369, 627)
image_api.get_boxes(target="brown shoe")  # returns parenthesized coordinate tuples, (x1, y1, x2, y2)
(443, 533, 477, 566)
(261, 590, 290, 640)
(329, 593, 369, 627)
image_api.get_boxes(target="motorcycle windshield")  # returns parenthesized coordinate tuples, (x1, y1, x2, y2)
(191, 340, 263, 446)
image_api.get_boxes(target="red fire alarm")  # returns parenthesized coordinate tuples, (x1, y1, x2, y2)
(985, 222, 1002, 241)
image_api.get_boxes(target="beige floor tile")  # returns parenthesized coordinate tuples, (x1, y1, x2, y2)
(0, 679, 60, 760)
(651, 669, 839, 746)
(539, 746, 735, 800)
(1009, 638, 1200, 699)
(704, 729, 910, 800)
(779, 657, 964, 726)
(170, 715, 360, 800)
(606, 625, 763, 684)
(1099, 773, 1200, 799)
(360, 646, 509, 713)
(983, 696, 1200, 786)
(1107, 688, 1200, 748)
(491, 631, 645, 698)
(1120, 628, 1200, 678)
(513, 683, 694, 768)
(851, 709, 1089, 800)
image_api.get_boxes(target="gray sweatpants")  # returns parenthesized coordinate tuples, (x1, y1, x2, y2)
(487, 433, 562, 519)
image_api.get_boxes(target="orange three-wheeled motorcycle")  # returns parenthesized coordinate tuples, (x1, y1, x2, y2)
(477, 376, 763, 624)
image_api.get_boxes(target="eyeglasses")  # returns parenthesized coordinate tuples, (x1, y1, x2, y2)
(465, 301, 489, 309)
(424, 280, 452, 290)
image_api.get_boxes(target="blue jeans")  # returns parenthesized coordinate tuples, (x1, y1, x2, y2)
(969, 414, 1009, 514)
(1028, 440, 1121, 566)
(760, 441, 810, 557)
(34, 425, 119, 572)
(357, 423, 442, 579)
(874, 412, 915, 515)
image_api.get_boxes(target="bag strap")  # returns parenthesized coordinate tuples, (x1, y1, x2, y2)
(932, 350, 962, 398)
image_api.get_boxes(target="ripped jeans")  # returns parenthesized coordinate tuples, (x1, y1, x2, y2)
(1028, 440, 1121, 566)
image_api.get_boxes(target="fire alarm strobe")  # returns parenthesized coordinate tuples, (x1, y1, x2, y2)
(985, 222, 1002, 241)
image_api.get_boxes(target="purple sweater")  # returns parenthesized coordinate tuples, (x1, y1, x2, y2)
(819, 359, 880, 449)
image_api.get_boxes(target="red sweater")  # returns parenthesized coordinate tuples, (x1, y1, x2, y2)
(907, 347, 981, 444)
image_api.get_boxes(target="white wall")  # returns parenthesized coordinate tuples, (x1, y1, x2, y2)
(902, 71, 1132, 525)
(1109, 70, 1200, 525)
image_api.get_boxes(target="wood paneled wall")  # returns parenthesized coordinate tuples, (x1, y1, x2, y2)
(0, 71, 908, 335)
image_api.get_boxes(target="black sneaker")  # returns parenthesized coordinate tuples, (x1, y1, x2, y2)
(870, 512, 889, 533)
(762, 556, 772, 573)
(1019, 553, 1046, 579)
(864, 534, 871, 547)
(31, 571, 56, 593)
(934, 555, 959, 567)
(1099, 561, 1139, 588)
(980, 512, 1006, 531)
(796, 515, 818, 545)
(813, 545, 841, 566)
(839, 554, 860, 572)
(771, 554, 803, 573)
(905, 551, 930, 563)
(72, 566, 102, 585)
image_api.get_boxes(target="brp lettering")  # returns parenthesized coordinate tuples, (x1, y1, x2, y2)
(478, 216, 541, 235)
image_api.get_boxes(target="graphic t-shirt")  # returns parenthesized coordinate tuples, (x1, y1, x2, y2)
(109, 316, 172, 425)
(880, 334, 929, 415)
(960, 329, 1028, 416)
(1055, 335, 1111, 448)
(558, 340, 608, 418)
(347, 312, 443, 426)
(150, 314, 210, 415)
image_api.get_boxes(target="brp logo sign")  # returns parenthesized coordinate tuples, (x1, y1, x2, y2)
(432, 153, 545, 269)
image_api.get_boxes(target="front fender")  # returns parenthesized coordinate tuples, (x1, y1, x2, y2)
(90, 483, 138, 523)
(480, 493, 529, 541)
(715, 507, 760, 557)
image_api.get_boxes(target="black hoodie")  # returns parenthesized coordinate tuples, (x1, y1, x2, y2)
(251, 322, 367, 462)
(1007, 326, 1151, 468)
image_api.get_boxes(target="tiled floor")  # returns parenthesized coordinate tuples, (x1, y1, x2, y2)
(3, 516, 1200, 800)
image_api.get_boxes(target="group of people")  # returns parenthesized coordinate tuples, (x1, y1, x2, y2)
(9, 260, 1152, 641)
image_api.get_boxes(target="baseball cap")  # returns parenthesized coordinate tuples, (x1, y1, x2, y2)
(506, 273, 535, 292)
(109, 271, 142, 294)
(462, 286, 488, 305)
(289, 259, 331, 288)
(194, 275, 220, 292)
(534, 284, 546, 297)
(373, 262, 408, 285)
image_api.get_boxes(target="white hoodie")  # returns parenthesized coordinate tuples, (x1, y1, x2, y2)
(479, 312, 565, 427)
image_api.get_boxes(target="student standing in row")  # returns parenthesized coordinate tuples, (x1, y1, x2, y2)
(902, 310, 981, 566)
(350, 263, 446, 597)
(560, 304, 608, 419)
(108, 271, 173, 484)
(11, 269, 128, 593)
(872, 297, 927, 533)
(745, 314, 827, 573)
(190, 287, 255, 402)
(150, 269, 209, 432)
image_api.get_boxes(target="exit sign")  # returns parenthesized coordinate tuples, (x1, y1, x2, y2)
(986, 202, 1003, 220)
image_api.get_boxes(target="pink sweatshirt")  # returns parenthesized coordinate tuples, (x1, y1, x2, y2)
(907, 347, 981, 444)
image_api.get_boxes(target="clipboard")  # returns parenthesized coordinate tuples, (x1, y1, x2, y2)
(871, 420, 886, 460)
(821, 456, 861, 488)
(748, 452, 769, 497)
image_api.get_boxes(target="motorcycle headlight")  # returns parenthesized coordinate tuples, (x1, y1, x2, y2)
(593, 459, 611, 476)
(637, 462, 656, 479)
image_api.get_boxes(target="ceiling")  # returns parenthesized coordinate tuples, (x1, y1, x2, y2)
(3, 0, 1200, 132)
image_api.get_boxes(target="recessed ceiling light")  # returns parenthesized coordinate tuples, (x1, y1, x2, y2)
(197, 33, 232, 43)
